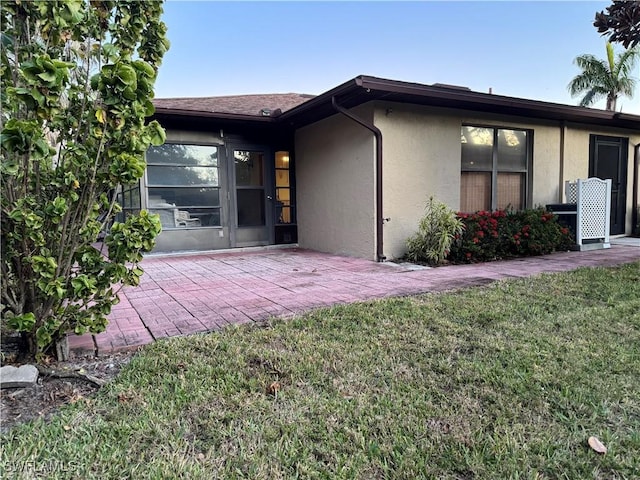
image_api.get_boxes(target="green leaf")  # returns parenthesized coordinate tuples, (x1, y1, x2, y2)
(59, 0, 85, 25)
(72, 274, 98, 296)
(133, 60, 155, 78)
(90, 73, 100, 90)
(6, 313, 36, 332)
(116, 64, 137, 86)
(1, 159, 20, 175)
(145, 120, 165, 146)
(36, 321, 61, 349)
(95, 109, 106, 124)
(1, 32, 14, 50)
(122, 86, 137, 100)
(142, 99, 155, 116)
(37, 70, 57, 83)
(101, 43, 118, 61)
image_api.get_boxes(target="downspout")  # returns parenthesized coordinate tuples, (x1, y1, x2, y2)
(558, 121, 566, 203)
(633, 143, 639, 236)
(331, 96, 386, 261)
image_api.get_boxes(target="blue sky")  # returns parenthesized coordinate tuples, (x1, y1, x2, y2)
(154, 1, 640, 115)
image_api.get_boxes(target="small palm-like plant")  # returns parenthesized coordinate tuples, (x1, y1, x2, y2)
(406, 197, 464, 266)
(568, 42, 639, 111)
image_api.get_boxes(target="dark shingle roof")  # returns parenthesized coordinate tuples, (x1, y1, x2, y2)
(153, 93, 315, 117)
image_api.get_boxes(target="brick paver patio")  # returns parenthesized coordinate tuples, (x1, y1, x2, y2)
(68, 241, 639, 356)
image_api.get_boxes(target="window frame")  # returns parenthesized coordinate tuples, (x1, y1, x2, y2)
(115, 183, 141, 222)
(145, 142, 223, 229)
(274, 150, 296, 225)
(461, 124, 533, 212)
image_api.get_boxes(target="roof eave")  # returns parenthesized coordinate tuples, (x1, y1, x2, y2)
(152, 75, 640, 131)
(356, 75, 640, 129)
(153, 107, 276, 123)
(277, 77, 362, 122)
(278, 75, 640, 130)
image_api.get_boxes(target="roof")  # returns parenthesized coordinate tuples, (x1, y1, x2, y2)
(152, 93, 315, 118)
(152, 76, 640, 130)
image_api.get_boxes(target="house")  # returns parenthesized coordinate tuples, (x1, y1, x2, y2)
(131, 75, 640, 261)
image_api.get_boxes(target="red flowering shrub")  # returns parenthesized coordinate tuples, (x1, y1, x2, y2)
(448, 207, 574, 263)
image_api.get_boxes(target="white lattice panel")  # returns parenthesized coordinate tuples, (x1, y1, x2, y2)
(578, 180, 608, 239)
(565, 182, 577, 203)
(571, 177, 611, 249)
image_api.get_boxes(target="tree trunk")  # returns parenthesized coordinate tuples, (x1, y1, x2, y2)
(606, 95, 617, 111)
(20, 331, 36, 358)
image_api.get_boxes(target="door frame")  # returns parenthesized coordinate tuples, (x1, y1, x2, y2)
(589, 134, 628, 235)
(226, 143, 275, 248)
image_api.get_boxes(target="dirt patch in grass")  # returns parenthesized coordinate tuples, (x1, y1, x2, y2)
(1, 350, 135, 433)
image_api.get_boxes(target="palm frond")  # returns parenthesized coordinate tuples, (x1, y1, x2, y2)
(568, 68, 612, 96)
(615, 47, 640, 78)
(569, 43, 638, 110)
(579, 88, 606, 107)
(616, 76, 637, 97)
(573, 55, 609, 75)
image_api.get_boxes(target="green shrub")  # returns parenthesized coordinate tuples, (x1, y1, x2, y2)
(448, 208, 574, 263)
(406, 197, 464, 265)
(1, 1, 169, 359)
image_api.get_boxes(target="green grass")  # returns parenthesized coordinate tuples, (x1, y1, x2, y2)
(2, 262, 639, 479)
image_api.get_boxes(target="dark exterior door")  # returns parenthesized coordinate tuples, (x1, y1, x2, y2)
(228, 146, 274, 247)
(589, 135, 628, 235)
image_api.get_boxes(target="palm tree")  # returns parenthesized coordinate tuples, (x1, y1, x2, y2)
(568, 42, 639, 111)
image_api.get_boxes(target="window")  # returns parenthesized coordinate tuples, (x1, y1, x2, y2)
(460, 126, 530, 212)
(275, 151, 295, 224)
(146, 144, 221, 229)
(115, 183, 141, 222)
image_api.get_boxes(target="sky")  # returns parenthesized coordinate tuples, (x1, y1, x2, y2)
(153, 1, 640, 115)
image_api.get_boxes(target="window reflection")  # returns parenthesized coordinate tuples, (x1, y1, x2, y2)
(147, 166, 219, 186)
(461, 126, 493, 145)
(497, 130, 527, 170)
(146, 144, 221, 228)
(460, 126, 529, 212)
(146, 144, 218, 166)
(235, 151, 264, 186)
(461, 126, 493, 170)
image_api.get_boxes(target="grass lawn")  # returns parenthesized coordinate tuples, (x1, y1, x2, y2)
(1, 262, 639, 479)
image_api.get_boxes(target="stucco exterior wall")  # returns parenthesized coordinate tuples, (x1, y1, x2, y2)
(563, 125, 640, 233)
(375, 104, 566, 259)
(563, 125, 639, 184)
(374, 104, 461, 260)
(296, 102, 638, 261)
(295, 105, 377, 259)
(563, 127, 590, 184)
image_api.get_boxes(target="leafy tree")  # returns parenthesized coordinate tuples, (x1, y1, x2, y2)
(594, 1, 640, 49)
(567, 42, 639, 111)
(1, 1, 169, 359)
